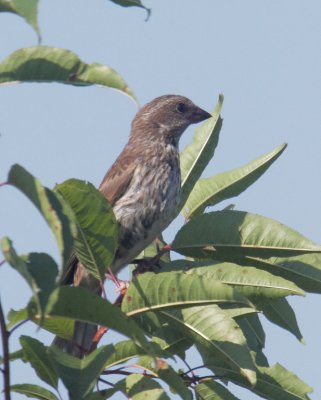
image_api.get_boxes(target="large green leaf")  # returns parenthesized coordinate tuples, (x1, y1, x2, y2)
(182, 143, 287, 219)
(7, 164, 75, 267)
(196, 380, 240, 400)
(10, 384, 59, 400)
(257, 298, 304, 342)
(230, 363, 312, 400)
(56, 179, 118, 282)
(1, 239, 58, 317)
(0, 46, 136, 99)
(254, 363, 312, 400)
(20, 336, 58, 389)
(161, 305, 256, 385)
(122, 271, 251, 316)
(163, 260, 304, 300)
(244, 253, 321, 294)
(0, 0, 40, 41)
(205, 356, 312, 400)
(178, 95, 223, 211)
(45, 286, 153, 354)
(173, 211, 321, 259)
(48, 345, 114, 399)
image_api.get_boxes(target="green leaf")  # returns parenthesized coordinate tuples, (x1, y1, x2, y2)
(0, 348, 25, 364)
(103, 339, 169, 370)
(20, 336, 58, 389)
(179, 95, 223, 211)
(254, 363, 312, 400)
(0, 0, 41, 41)
(204, 356, 312, 400)
(109, 0, 151, 18)
(48, 345, 114, 399)
(183, 143, 287, 219)
(161, 305, 256, 385)
(235, 313, 265, 352)
(136, 356, 192, 400)
(122, 271, 251, 316)
(7, 164, 75, 267)
(244, 253, 321, 294)
(7, 306, 74, 340)
(173, 210, 321, 259)
(133, 312, 192, 358)
(257, 298, 304, 342)
(6, 307, 28, 329)
(196, 380, 240, 400)
(0, 46, 136, 100)
(45, 286, 153, 354)
(84, 389, 117, 400)
(103, 340, 149, 369)
(116, 374, 170, 399)
(10, 384, 59, 400)
(56, 179, 118, 282)
(1, 239, 58, 317)
(230, 363, 312, 400)
(165, 260, 304, 300)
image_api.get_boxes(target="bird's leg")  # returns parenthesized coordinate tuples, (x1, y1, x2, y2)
(105, 267, 121, 288)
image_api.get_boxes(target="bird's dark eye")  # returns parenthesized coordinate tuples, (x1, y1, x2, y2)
(176, 102, 187, 113)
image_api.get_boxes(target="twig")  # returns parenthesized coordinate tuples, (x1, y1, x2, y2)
(0, 260, 6, 267)
(0, 299, 11, 400)
(98, 377, 116, 387)
(8, 319, 28, 337)
(181, 364, 204, 375)
(101, 368, 155, 378)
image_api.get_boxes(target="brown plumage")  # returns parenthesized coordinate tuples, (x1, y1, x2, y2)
(55, 95, 211, 357)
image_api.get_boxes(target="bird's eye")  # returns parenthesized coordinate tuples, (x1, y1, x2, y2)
(176, 102, 187, 113)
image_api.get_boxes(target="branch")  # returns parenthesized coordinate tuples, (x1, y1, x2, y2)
(0, 299, 11, 400)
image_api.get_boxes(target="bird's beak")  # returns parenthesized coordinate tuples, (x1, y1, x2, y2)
(191, 106, 212, 123)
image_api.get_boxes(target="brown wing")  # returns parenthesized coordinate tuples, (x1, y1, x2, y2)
(99, 151, 137, 206)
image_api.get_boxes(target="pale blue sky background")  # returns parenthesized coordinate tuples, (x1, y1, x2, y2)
(1, 1, 321, 399)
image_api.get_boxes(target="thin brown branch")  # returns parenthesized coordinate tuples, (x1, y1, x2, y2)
(101, 368, 156, 378)
(90, 285, 127, 352)
(0, 299, 11, 400)
(8, 319, 28, 337)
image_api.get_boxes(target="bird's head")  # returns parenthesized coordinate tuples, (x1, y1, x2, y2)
(130, 95, 212, 145)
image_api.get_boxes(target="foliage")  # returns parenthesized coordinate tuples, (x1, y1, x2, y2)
(0, 2, 319, 400)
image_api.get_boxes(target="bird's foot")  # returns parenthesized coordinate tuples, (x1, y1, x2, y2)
(133, 244, 172, 275)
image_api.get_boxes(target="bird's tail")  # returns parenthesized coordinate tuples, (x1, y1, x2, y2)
(52, 321, 98, 358)
(52, 259, 101, 358)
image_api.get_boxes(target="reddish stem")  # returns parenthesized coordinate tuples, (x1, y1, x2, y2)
(90, 285, 128, 352)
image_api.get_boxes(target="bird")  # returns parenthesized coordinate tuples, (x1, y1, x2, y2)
(55, 95, 212, 357)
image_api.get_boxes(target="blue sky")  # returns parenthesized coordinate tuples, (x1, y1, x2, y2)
(1, 1, 321, 398)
